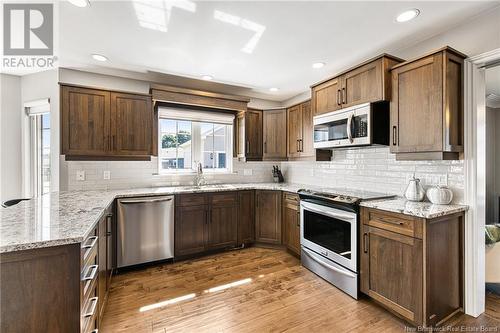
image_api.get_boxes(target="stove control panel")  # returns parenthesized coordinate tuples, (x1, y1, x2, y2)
(333, 196, 357, 203)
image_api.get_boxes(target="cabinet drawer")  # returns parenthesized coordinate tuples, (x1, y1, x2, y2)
(81, 286, 99, 333)
(365, 209, 422, 238)
(176, 193, 208, 207)
(283, 192, 299, 205)
(210, 192, 238, 206)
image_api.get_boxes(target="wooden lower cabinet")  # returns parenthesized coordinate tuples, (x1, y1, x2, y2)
(282, 192, 300, 256)
(238, 190, 255, 245)
(255, 190, 282, 244)
(208, 193, 238, 249)
(360, 207, 464, 327)
(175, 203, 208, 256)
(0, 204, 114, 333)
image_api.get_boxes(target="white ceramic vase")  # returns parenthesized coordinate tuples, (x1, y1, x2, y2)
(426, 185, 454, 205)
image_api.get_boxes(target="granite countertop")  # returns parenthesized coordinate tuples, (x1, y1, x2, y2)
(0, 183, 468, 253)
(360, 197, 468, 219)
(0, 183, 303, 253)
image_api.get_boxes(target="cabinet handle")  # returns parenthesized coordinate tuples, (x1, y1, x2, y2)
(336, 90, 341, 106)
(264, 142, 267, 153)
(246, 140, 250, 154)
(83, 297, 99, 318)
(392, 126, 397, 146)
(363, 233, 368, 253)
(82, 265, 98, 281)
(297, 211, 300, 227)
(342, 87, 346, 104)
(299, 139, 303, 152)
(106, 214, 112, 236)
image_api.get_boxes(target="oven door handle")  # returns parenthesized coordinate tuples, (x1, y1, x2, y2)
(300, 202, 356, 221)
(302, 247, 356, 279)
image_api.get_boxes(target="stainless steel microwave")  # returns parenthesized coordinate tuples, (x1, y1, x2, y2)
(313, 102, 389, 149)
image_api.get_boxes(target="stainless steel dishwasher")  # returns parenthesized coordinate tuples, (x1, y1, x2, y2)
(117, 196, 174, 268)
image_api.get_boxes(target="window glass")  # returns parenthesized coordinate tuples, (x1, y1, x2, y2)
(40, 114, 50, 194)
(159, 118, 231, 173)
(160, 119, 192, 171)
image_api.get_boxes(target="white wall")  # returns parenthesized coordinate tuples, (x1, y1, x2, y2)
(393, 5, 500, 60)
(0, 74, 23, 202)
(20, 69, 60, 195)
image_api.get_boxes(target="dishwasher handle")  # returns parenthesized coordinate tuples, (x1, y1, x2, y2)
(119, 196, 173, 204)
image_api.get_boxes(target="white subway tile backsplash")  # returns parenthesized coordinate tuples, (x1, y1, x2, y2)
(61, 147, 465, 204)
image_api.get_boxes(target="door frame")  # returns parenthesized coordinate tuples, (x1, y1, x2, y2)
(463, 47, 500, 317)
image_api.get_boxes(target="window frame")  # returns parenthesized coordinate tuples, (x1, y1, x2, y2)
(157, 116, 233, 175)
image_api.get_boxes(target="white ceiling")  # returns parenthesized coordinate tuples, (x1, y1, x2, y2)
(59, 1, 499, 101)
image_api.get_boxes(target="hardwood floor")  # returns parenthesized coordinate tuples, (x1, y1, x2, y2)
(101, 247, 500, 332)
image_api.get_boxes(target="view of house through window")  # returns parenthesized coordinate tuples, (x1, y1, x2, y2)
(159, 112, 232, 173)
(40, 114, 51, 194)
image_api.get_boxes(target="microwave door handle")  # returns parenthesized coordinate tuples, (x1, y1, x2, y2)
(347, 113, 354, 143)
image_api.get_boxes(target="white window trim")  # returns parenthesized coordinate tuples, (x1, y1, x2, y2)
(157, 114, 233, 175)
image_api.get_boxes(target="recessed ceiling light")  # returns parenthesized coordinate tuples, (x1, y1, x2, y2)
(396, 9, 420, 23)
(91, 54, 108, 62)
(269, 87, 279, 92)
(201, 75, 213, 81)
(68, 0, 90, 7)
(312, 62, 325, 69)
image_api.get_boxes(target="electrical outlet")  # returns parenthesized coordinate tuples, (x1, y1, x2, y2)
(244, 169, 253, 176)
(103, 170, 111, 180)
(76, 170, 85, 181)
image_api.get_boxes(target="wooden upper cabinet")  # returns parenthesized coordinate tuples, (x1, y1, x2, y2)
(61, 85, 153, 160)
(390, 47, 466, 160)
(287, 104, 302, 158)
(342, 58, 383, 108)
(311, 77, 342, 116)
(61, 86, 111, 156)
(110, 93, 152, 157)
(263, 109, 287, 160)
(235, 108, 263, 161)
(311, 55, 403, 116)
(287, 100, 315, 160)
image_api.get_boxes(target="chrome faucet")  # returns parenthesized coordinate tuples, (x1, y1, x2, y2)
(194, 162, 205, 186)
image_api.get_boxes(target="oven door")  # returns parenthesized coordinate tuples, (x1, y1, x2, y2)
(313, 103, 371, 149)
(300, 201, 357, 272)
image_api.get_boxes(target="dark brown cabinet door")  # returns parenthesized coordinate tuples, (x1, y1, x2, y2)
(245, 109, 263, 160)
(311, 77, 342, 116)
(287, 105, 302, 158)
(238, 190, 255, 245)
(110, 92, 152, 156)
(61, 86, 111, 156)
(208, 193, 238, 249)
(263, 109, 287, 160)
(255, 190, 282, 244)
(390, 53, 444, 154)
(282, 199, 300, 256)
(300, 101, 314, 158)
(342, 59, 383, 108)
(360, 223, 423, 324)
(175, 205, 207, 256)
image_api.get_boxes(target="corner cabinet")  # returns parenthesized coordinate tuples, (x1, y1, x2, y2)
(255, 190, 282, 244)
(61, 85, 153, 160)
(311, 55, 403, 116)
(235, 108, 263, 161)
(360, 207, 464, 327)
(389, 47, 466, 160)
(263, 109, 287, 161)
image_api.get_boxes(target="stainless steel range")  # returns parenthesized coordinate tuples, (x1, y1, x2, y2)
(298, 188, 394, 299)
